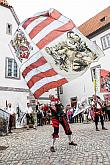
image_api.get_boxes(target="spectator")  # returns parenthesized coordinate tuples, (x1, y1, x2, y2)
(37, 107, 43, 126)
(6, 103, 15, 133)
(105, 99, 110, 121)
(102, 101, 108, 121)
(46, 110, 51, 124)
(26, 103, 34, 129)
(42, 104, 49, 125)
(79, 112, 84, 123)
(67, 107, 73, 123)
(73, 106, 78, 123)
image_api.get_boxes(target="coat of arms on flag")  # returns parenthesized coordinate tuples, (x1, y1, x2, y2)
(10, 29, 33, 63)
(9, 8, 104, 98)
(45, 31, 97, 73)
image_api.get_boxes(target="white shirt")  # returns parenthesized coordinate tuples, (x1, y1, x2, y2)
(92, 100, 102, 109)
(26, 107, 33, 114)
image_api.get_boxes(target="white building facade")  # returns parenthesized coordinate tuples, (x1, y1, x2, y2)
(60, 6, 110, 106)
(0, 2, 31, 111)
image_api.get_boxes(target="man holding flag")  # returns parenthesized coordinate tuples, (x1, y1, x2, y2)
(9, 8, 104, 151)
(91, 95, 108, 131)
(49, 95, 77, 152)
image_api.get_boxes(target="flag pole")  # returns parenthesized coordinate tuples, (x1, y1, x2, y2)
(6, 100, 8, 109)
(93, 79, 96, 96)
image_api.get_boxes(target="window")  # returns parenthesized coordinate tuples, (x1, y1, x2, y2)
(6, 23, 12, 35)
(101, 33, 110, 50)
(90, 65, 101, 81)
(5, 57, 20, 79)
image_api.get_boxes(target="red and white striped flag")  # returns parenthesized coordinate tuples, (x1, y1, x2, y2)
(10, 8, 104, 99)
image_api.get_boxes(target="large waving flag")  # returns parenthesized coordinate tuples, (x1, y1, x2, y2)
(10, 8, 104, 99)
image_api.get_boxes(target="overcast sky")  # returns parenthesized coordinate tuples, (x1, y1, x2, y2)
(8, 0, 110, 26)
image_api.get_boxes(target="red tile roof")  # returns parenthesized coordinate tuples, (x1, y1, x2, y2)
(0, 0, 8, 5)
(78, 6, 110, 36)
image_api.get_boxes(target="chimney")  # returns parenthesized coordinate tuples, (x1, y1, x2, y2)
(0, 0, 8, 5)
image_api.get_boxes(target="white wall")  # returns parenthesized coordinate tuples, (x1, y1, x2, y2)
(0, 90, 28, 110)
(0, 6, 28, 89)
(0, 6, 29, 110)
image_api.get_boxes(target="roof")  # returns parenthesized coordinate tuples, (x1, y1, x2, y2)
(78, 6, 110, 37)
(0, 0, 20, 25)
(0, 0, 8, 5)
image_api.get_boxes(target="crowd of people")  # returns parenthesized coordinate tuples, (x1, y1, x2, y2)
(5, 96, 110, 128)
(5, 95, 110, 131)
(4, 94, 110, 151)
(65, 100, 110, 125)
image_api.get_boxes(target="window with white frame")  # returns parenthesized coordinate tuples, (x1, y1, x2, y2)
(6, 23, 12, 35)
(101, 33, 110, 50)
(5, 57, 20, 79)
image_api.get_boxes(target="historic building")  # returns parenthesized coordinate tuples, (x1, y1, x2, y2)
(60, 6, 110, 106)
(0, 0, 57, 111)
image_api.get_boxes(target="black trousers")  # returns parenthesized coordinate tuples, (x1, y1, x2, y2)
(107, 110, 110, 121)
(37, 117, 43, 126)
(52, 114, 72, 138)
(9, 115, 14, 132)
(94, 115, 104, 129)
(26, 114, 34, 125)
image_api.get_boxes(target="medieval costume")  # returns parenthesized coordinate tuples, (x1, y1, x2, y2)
(91, 95, 107, 131)
(49, 95, 77, 152)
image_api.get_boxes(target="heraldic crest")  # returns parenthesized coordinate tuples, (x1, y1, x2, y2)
(11, 29, 32, 62)
(45, 31, 97, 72)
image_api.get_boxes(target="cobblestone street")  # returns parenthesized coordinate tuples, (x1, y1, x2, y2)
(0, 122, 110, 165)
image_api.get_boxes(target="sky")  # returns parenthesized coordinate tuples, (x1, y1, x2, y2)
(8, 0, 110, 26)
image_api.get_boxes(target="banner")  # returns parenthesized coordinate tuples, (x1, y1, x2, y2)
(10, 8, 104, 99)
(73, 98, 89, 117)
(100, 69, 110, 93)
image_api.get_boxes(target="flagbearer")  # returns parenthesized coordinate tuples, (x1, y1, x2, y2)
(48, 95, 77, 152)
(91, 95, 108, 131)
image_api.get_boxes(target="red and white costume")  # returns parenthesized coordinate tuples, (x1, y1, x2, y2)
(49, 95, 72, 138)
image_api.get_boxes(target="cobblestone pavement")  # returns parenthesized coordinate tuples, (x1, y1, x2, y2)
(0, 122, 110, 165)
